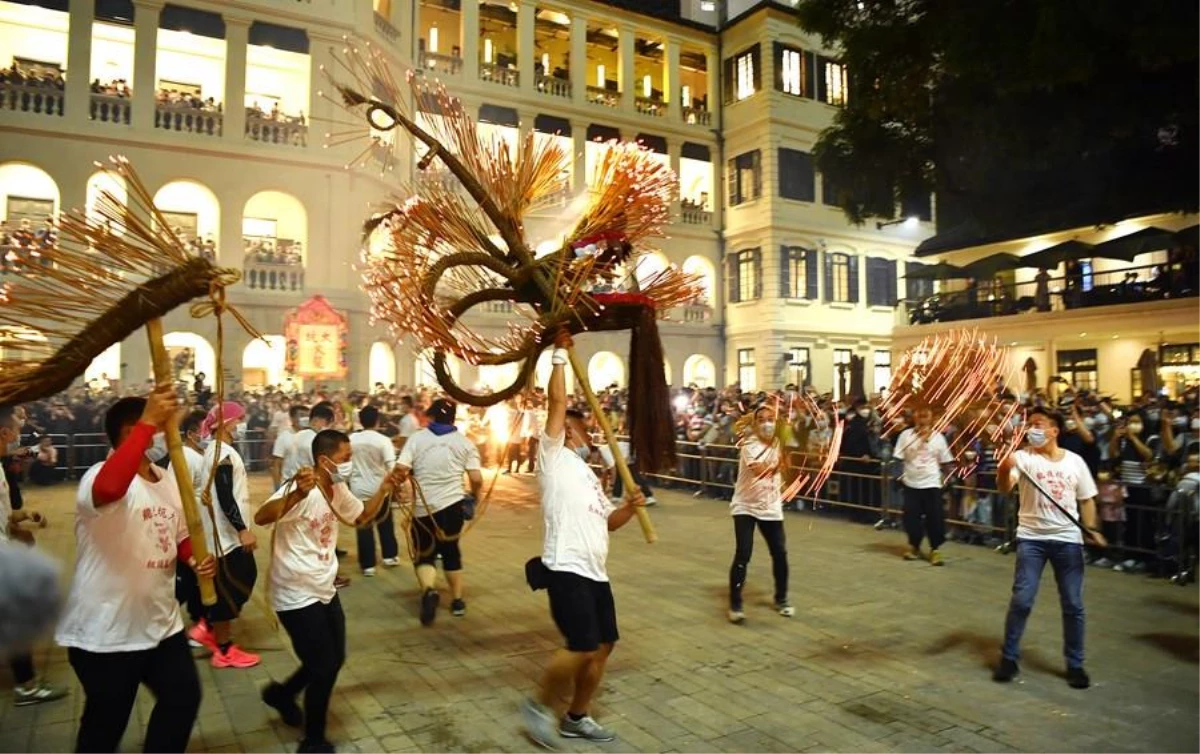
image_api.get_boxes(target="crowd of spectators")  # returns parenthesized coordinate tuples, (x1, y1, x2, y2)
(155, 86, 222, 113)
(0, 217, 57, 272)
(89, 77, 130, 98)
(6, 372, 1197, 581)
(0, 63, 64, 90)
(243, 237, 303, 266)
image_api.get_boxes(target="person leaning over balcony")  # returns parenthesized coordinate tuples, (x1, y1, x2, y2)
(993, 407, 1105, 689)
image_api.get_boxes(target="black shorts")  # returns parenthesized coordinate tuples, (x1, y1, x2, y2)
(546, 569, 618, 653)
(209, 546, 257, 622)
(410, 500, 465, 569)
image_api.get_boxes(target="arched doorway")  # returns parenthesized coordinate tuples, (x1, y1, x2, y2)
(160, 331, 215, 384)
(84, 342, 121, 390)
(153, 179, 220, 258)
(588, 351, 625, 390)
(683, 354, 716, 388)
(368, 342, 396, 388)
(682, 255, 715, 305)
(534, 348, 575, 392)
(243, 335, 287, 389)
(633, 251, 670, 289)
(415, 347, 460, 387)
(0, 163, 59, 238)
(86, 170, 127, 233)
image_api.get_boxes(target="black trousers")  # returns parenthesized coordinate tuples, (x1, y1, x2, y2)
(356, 507, 399, 570)
(67, 631, 201, 753)
(729, 514, 789, 609)
(277, 596, 346, 744)
(9, 653, 34, 685)
(903, 486, 946, 551)
(410, 501, 465, 570)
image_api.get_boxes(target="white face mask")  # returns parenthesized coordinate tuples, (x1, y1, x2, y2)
(1065, 419, 1077, 431)
(1192, 418, 1200, 431)
(323, 458, 353, 484)
(760, 421, 776, 436)
(857, 409, 871, 418)
(1083, 417, 1096, 430)
(1128, 422, 1144, 434)
(1026, 428, 1048, 448)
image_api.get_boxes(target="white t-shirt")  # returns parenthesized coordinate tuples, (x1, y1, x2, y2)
(398, 414, 420, 439)
(266, 481, 364, 612)
(895, 429, 953, 489)
(1011, 449, 1098, 544)
(199, 443, 250, 557)
(293, 428, 317, 471)
(273, 428, 302, 481)
(349, 429, 397, 500)
(730, 437, 783, 521)
(0, 470, 11, 544)
(398, 429, 480, 515)
(519, 410, 543, 439)
(56, 464, 188, 652)
(537, 429, 615, 582)
(597, 440, 630, 470)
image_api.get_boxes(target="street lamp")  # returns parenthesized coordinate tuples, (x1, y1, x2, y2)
(876, 216, 920, 230)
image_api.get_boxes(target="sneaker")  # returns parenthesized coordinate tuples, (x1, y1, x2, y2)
(296, 739, 336, 753)
(13, 682, 67, 707)
(187, 637, 205, 648)
(645, 496, 658, 506)
(775, 601, 795, 618)
(188, 620, 218, 653)
(420, 588, 440, 626)
(559, 714, 616, 742)
(363, 567, 376, 577)
(727, 609, 745, 624)
(262, 682, 303, 728)
(903, 547, 922, 561)
(930, 550, 945, 566)
(1092, 557, 1113, 568)
(993, 658, 1020, 683)
(382, 557, 401, 567)
(334, 575, 351, 589)
(1066, 666, 1091, 689)
(451, 598, 466, 617)
(212, 644, 261, 669)
(521, 697, 559, 750)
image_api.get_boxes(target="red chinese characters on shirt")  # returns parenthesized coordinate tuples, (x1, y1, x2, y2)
(1033, 469, 1076, 514)
(141, 504, 179, 570)
(305, 510, 337, 562)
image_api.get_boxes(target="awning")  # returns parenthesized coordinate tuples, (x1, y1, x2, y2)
(1020, 240, 1094, 270)
(902, 262, 970, 280)
(963, 253, 1025, 278)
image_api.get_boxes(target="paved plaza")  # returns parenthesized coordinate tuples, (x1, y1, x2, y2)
(1, 472, 1197, 753)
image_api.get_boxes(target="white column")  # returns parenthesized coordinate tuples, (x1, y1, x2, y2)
(518, 109, 535, 146)
(570, 14, 587, 106)
(705, 49, 717, 116)
(223, 16, 250, 144)
(571, 118, 587, 193)
(462, 0, 479, 83)
(668, 139, 682, 215)
(131, 0, 163, 129)
(518, 1, 535, 93)
(665, 37, 681, 122)
(65, 0, 93, 123)
(618, 26, 635, 111)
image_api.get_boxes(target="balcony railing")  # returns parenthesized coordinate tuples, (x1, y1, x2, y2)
(586, 85, 619, 108)
(482, 301, 514, 314)
(680, 204, 712, 225)
(902, 261, 1198, 326)
(0, 81, 64, 117)
(480, 63, 519, 88)
(683, 105, 711, 126)
(244, 258, 304, 293)
(534, 182, 572, 208)
(635, 96, 665, 117)
(536, 74, 570, 99)
(155, 103, 223, 136)
(676, 302, 712, 323)
(418, 50, 463, 75)
(246, 112, 307, 147)
(415, 169, 461, 194)
(374, 12, 400, 43)
(89, 93, 131, 124)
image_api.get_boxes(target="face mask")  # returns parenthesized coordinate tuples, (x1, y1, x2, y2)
(1065, 419, 1077, 431)
(1192, 418, 1200, 431)
(1146, 410, 1161, 424)
(760, 421, 776, 436)
(964, 450, 978, 461)
(1009, 416, 1021, 429)
(857, 409, 871, 418)
(575, 445, 591, 461)
(1083, 417, 1096, 430)
(1026, 428, 1048, 448)
(1172, 417, 1187, 429)
(323, 458, 353, 484)
(1128, 422, 1144, 434)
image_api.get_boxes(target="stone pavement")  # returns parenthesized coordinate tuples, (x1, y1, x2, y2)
(1, 472, 1196, 753)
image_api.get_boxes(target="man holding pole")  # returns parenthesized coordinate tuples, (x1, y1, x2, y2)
(521, 332, 645, 748)
(994, 407, 1106, 689)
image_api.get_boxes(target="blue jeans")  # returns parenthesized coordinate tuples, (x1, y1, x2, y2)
(1002, 538, 1086, 669)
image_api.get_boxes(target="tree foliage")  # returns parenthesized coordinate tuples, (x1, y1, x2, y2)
(796, 0, 1199, 233)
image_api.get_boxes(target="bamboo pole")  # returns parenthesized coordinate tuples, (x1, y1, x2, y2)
(564, 346, 656, 544)
(146, 318, 217, 606)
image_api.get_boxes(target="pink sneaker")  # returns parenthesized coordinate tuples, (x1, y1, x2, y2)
(188, 621, 218, 653)
(211, 644, 260, 669)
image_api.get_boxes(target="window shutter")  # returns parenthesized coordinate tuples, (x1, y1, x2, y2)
(779, 246, 791, 298)
(816, 55, 828, 102)
(752, 150, 762, 199)
(727, 253, 740, 303)
(752, 45, 762, 93)
(806, 250, 819, 300)
(887, 259, 898, 306)
(726, 158, 736, 205)
(805, 51, 817, 99)
(753, 248, 763, 299)
(848, 255, 860, 303)
(723, 55, 735, 103)
(773, 42, 784, 92)
(823, 251, 833, 302)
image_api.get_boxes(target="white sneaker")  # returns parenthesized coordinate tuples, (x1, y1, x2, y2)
(776, 602, 795, 618)
(382, 557, 401, 567)
(645, 496, 658, 506)
(728, 609, 745, 624)
(363, 567, 376, 577)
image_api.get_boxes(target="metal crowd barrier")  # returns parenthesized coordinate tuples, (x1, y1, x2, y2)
(15, 430, 277, 479)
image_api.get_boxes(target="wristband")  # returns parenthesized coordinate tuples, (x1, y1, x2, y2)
(551, 348, 568, 366)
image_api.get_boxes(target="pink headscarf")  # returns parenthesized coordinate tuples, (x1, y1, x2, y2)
(200, 401, 246, 438)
